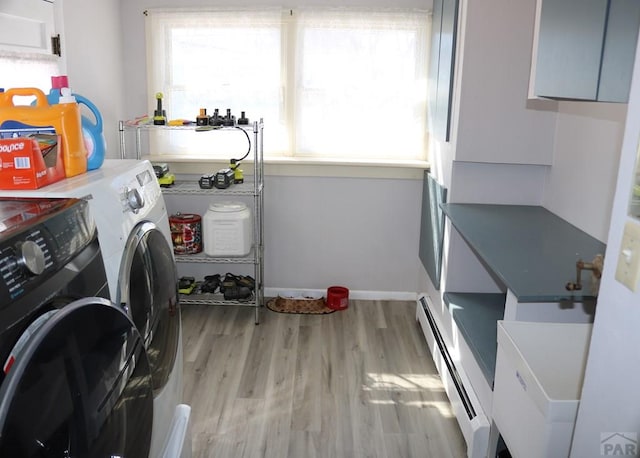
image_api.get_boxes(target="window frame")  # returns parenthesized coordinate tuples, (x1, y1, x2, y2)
(143, 7, 431, 171)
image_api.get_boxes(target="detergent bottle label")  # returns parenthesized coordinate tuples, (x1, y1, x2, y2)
(0, 120, 56, 140)
(0, 120, 60, 169)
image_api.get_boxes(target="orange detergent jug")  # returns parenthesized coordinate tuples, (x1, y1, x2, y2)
(0, 87, 87, 177)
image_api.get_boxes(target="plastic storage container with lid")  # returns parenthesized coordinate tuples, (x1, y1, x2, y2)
(203, 201, 252, 256)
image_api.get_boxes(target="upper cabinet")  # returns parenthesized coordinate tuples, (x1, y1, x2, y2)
(428, 0, 459, 142)
(530, 0, 640, 102)
(0, 0, 57, 56)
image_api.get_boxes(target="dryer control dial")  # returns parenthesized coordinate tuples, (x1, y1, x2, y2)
(124, 187, 145, 214)
(17, 240, 46, 275)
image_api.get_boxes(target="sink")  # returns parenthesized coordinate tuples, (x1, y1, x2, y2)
(492, 321, 592, 458)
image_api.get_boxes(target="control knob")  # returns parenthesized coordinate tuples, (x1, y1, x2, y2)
(124, 187, 145, 214)
(17, 240, 46, 275)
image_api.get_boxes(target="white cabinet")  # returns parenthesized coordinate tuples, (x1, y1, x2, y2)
(531, 0, 640, 102)
(0, 0, 57, 56)
(120, 121, 265, 324)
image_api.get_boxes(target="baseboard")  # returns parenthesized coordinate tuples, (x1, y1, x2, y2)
(264, 288, 418, 301)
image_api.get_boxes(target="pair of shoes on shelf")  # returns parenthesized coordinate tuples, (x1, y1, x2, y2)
(220, 273, 255, 291)
(200, 274, 221, 293)
(220, 273, 254, 300)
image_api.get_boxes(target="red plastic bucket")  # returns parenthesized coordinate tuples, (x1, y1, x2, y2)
(326, 286, 349, 310)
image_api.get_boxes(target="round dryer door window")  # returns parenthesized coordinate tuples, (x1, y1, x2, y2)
(0, 298, 153, 457)
(118, 221, 180, 394)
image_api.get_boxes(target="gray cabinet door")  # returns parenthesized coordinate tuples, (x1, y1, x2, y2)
(534, 0, 640, 102)
(534, 0, 607, 100)
(429, 0, 459, 141)
(598, 0, 640, 102)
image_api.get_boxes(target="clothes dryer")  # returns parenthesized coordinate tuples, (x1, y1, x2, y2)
(0, 197, 153, 456)
(0, 161, 190, 457)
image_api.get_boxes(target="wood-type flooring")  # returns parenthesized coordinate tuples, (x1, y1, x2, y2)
(181, 300, 466, 458)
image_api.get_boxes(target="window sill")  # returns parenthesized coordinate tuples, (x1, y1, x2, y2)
(144, 154, 429, 179)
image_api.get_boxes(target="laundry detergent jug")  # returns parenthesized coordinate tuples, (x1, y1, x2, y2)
(47, 76, 106, 170)
(0, 87, 87, 177)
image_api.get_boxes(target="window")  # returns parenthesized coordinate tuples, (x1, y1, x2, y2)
(145, 8, 430, 164)
(0, 53, 59, 93)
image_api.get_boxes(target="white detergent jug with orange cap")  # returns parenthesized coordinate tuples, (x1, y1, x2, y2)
(0, 87, 87, 177)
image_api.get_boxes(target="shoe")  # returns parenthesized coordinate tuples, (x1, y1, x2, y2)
(219, 273, 238, 293)
(201, 274, 221, 293)
(223, 286, 252, 300)
(235, 275, 255, 290)
(178, 276, 196, 295)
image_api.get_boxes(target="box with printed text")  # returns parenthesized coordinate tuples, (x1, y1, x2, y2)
(0, 136, 65, 189)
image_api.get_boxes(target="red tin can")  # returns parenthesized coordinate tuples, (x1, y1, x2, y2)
(169, 213, 202, 255)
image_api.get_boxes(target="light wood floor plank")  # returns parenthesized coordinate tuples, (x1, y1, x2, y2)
(182, 300, 466, 457)
(290, 324, 323, 432)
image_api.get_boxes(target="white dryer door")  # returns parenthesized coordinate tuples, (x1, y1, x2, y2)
(117, 221, 180, 395)
(0, 298, 153, 457)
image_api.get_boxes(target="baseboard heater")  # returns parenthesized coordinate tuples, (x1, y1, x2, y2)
(416, 294, 489, 458)
(419, 295, 475, 419)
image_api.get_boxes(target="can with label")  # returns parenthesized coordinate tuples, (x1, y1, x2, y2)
(169, 213, 202, 254)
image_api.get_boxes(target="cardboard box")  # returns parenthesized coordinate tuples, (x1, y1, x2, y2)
(0, 136, 65, 189)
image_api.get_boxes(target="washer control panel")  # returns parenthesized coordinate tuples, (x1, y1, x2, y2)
(0, 198, 94, 303)
(117, 165, 158, 216)
(0, 229, 53, 300)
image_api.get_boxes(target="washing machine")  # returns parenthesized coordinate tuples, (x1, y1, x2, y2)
(0, 197, 153, 455)
(0, 160, 190, 457)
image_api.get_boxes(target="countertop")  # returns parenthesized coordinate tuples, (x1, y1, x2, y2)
(440, 204, 606, 302)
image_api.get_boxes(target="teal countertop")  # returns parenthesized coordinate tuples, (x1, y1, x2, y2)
(440, 204, 606, 302)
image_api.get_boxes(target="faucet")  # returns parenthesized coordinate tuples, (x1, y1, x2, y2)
(565, 254, 604, 295)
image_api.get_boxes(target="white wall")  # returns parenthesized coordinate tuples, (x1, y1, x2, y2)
(265, 176, 422, 293)
(544, 102, 627, 242)
(570, 36, 640, 457)
(61, 0, 124, 159)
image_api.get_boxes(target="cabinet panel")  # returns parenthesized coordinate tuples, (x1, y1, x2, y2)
(418, 171, 447, 289)
(534, 0, 607, 100)
(598, 0, 640, 102)
(0, 0, 56, 55)
(429, 0, 459, 142)
(533, 0, 640, 102)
